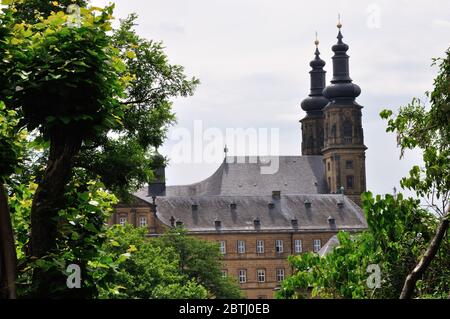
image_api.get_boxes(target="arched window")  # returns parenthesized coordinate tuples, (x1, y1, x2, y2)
(343, 119, 353, 143)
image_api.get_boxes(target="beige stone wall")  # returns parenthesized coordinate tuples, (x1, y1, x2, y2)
(195, 232, 337, 299)
(322, 105, 367, 205)
(301, 115, 324, 156)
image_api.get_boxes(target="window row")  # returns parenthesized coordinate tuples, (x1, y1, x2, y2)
(118, 216, 148, 227)
(219, 239, 322, 254)
(221, 269, 286, 284)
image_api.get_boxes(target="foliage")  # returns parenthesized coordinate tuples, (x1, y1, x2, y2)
(11, 171, 124, 298)
(153, 228, 244, 299)
(0, 102, 26, 181)
(0, 0, 199, 298)
(277, 192, 450, 299)
(98, 225, 208, 299)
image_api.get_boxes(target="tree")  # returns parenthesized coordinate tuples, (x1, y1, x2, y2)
(153, 228, 244, 299)
(99, 225, 213, 299)
(0, 0, 198, 297)
(277, 193, 449, 299)
(0, 102, 26, 299)
(380, 49, 449, 298)
(278, 50, 450, 299)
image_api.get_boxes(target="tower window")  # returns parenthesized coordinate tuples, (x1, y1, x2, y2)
(343, 120, 353, 143)
(346, 160, 353, 169)
(346, 175, 354, 189)
(331, 124, 337, 139)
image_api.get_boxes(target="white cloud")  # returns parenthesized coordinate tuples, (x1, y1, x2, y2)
(90, 0, 447, 195)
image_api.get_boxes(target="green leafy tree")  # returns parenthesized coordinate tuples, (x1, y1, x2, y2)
(0, 0, 198, 297)
(153, 228, 244, 299)
(278, 50, 450, 299)
(99, 225, 208, 299)
(380, 49, 449, 298)
(0, 103, 26, 298)
(277, 193, 449, 299)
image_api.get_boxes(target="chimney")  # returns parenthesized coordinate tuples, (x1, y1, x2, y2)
(328, 216, 336, 228)
(272, 191, 281, 200)
(304, 201, 312, 209)
(148, 153, 166, 197)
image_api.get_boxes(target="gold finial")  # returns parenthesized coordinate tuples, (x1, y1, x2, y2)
(337, 13, 342, 29)
(314, 31, 319, 47)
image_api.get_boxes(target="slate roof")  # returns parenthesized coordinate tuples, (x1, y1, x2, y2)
(165, 156, 327, 197)
(134, 193, 367, 233)
(133, 155, 367, 233)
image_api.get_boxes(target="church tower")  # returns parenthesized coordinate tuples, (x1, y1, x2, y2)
(322, 23, 367, 206)
(300, 38, 329, 156)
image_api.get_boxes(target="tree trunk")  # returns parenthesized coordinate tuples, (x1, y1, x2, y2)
(0, 183, 17, 299)
(400, 211, 449, 299)
(30, 128, 82, 296)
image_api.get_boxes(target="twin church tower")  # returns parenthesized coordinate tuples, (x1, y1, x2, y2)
(300, 23, 367, 205)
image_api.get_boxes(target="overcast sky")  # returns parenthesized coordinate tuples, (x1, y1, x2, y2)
(93, 0, 449, 196)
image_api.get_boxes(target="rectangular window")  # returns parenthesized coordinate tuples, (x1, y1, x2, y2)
(346, 175, 354, 189)
(257, 269, 266, 283)
(346, 160, 353, 169)
(219, 241, 226, 254)
(238, 270, 247, 283)
(294, 240, 302, 253)
(277, 268, 285, 282)
(139, 216, 147, 227)
(221, 270, 228, 278)
(256, 240, 264, 254)
(237, 240, 246, 254)
(275, 240, 284, 253)
(313, 239, 322, 253)
(119, 216, 127, 226)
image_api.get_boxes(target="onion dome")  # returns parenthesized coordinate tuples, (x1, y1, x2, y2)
(323, 23, 361, 104)
(301, 37, 329, 114)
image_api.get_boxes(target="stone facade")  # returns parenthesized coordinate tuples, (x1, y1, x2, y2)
(111, 26, 368, 299)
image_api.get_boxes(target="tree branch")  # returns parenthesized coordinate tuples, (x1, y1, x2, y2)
(0, 183, 17, 299)
(400, 210, 449, 299)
